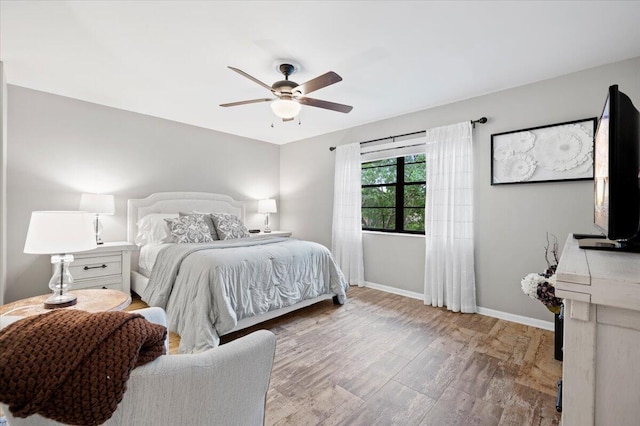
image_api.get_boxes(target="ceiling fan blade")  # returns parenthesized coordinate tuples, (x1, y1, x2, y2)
(228, 66, 278, 95)
(293, 71, 342, 96)
(297, 97, 353, 113)
(220, 98, 274, 107)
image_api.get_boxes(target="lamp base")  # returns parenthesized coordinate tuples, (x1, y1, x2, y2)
(44, 293, 77, 309)
(95, 214, 104, 245)
(264, 212, 271, 233)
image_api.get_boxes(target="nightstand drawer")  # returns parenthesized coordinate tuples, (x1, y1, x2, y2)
(72, 276, 122, 291)
(65, 241, 135, 295)
(70, 255, 122, 280)
(97, 282, 123, 291)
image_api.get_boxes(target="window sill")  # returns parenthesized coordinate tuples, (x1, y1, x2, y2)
(362, 230, 425, 238)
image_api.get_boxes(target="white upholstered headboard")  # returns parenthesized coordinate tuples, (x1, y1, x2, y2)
(127, 192, 246, 244)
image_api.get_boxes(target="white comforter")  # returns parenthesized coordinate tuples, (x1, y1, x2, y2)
(143, 237, 348, 353)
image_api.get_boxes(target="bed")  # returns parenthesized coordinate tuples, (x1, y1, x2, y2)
(127, 192, 348, 353)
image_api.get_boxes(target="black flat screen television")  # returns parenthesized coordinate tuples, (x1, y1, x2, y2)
(580, 84, 640, 252)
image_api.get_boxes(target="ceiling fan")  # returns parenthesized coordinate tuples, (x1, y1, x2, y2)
(220, 62, 353, 121)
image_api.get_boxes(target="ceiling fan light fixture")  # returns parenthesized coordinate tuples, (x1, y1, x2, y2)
(271, 99, 301, 119)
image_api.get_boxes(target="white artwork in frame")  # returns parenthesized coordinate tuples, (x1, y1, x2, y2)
(491, 118, 597, 185)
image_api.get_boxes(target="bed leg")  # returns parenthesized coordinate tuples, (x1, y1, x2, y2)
(333, 295, 343, 305)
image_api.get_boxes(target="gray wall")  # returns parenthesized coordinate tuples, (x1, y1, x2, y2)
(0, 63, 6, 305)
(5, 58, 640, 319)
(5, 86, 280, 303)
(280, 57, 640, 321)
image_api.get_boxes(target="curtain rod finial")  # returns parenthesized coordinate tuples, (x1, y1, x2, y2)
(471, 117, 488, 128)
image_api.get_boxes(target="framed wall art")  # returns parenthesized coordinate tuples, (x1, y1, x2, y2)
(491, 118, 597, 185)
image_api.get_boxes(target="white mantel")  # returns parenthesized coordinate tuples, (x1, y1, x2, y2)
(555, 235, 640, 426)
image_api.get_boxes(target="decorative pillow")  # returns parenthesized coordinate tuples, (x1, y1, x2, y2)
(135, 213, 178, 246)
(165, 215, 214, 244)
(179, 211, 219, 240)
(210, 213, 250, 240)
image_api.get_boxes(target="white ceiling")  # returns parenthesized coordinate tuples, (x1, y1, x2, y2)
(2, 1, 640, 145)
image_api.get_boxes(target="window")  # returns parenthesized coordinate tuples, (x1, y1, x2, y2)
(361, 154, 426, 234)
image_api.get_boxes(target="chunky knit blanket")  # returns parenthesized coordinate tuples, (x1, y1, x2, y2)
(0, 309, 167, 425)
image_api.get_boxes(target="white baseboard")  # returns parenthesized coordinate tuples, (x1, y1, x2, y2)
(476, 306, 554, 331)
(363, 281, 554, 331)
(363, 281, 423, 300)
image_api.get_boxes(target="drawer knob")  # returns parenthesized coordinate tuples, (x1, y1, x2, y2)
(84, 264, 107, 270)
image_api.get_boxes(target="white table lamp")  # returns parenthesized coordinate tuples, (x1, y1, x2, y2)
(80, 193, 115, 244)
(258, 199, 277, 233)
(24, 211, 97, 308)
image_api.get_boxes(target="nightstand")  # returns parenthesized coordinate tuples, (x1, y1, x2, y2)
(250, 231, 292, 237)
(65, 241, 137, 294)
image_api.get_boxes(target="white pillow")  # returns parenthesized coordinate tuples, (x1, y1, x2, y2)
(135, 213, 178, 246)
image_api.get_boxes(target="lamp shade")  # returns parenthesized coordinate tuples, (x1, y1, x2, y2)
(258, 199, 277, 214)
(24, 211, 98, 254)
(80, 193, 115, 215)
(271, 99, 301, 119)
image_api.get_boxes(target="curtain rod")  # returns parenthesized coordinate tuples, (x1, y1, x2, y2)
(328, 117, 487, 151)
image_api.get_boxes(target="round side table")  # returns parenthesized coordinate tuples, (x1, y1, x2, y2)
(0, 289, 131, 317)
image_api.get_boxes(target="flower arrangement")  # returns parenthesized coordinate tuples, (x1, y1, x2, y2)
(521, 233, 562, 314)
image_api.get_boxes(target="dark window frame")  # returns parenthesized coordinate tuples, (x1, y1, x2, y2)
(361, 155, 426, 235)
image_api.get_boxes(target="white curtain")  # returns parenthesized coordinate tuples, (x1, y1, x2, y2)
(424, 122, 476, 313)
(331, 142, 365, 286)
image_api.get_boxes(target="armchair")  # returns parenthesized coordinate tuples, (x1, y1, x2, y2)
(0, 308, 276, 426)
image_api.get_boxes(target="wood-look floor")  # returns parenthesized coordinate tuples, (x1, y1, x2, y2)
(128, 287, 562, 425)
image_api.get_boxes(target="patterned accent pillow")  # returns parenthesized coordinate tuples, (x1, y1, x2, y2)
(179, 212, 219, 240)
(165, 215, 214, 243)
(210, 213, 250, 240)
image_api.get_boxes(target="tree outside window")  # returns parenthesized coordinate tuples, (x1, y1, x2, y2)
(361, 154, 425, 234)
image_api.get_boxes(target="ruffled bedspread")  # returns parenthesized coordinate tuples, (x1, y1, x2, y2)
(143, 237, 348, 353)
